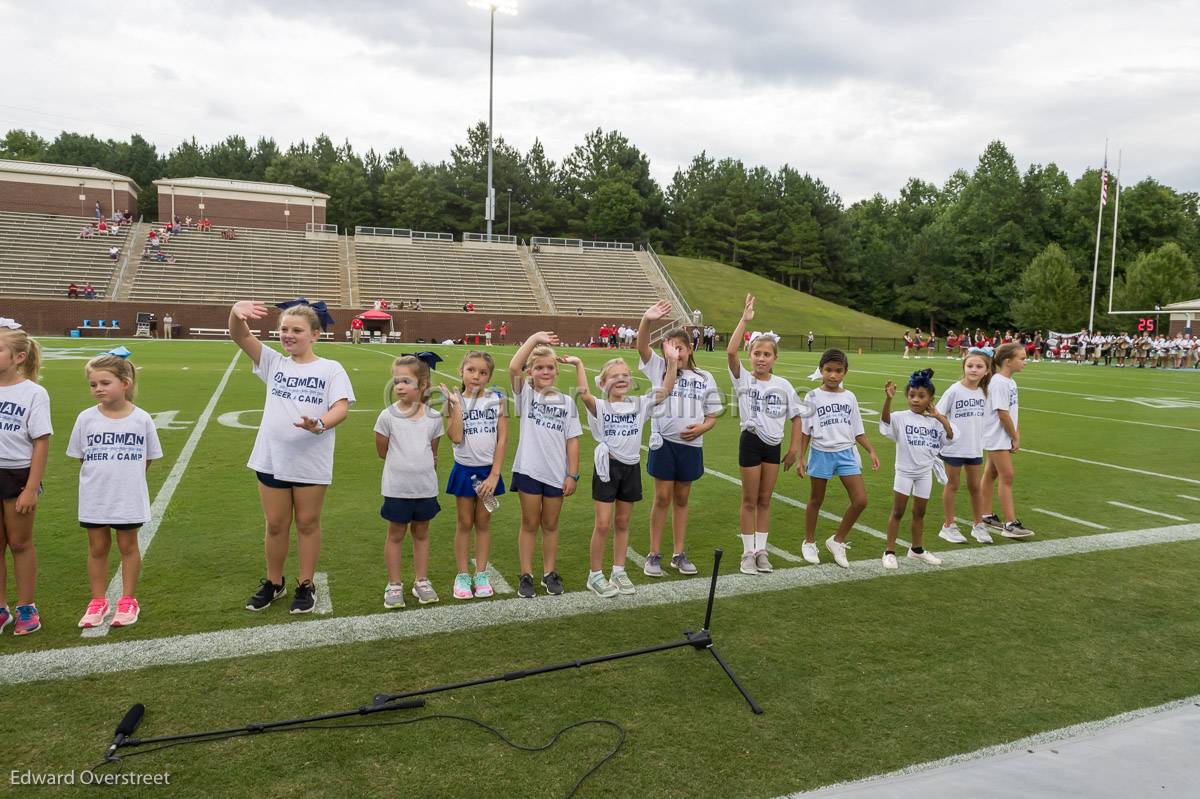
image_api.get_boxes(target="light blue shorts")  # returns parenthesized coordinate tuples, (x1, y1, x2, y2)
(806, 448, 861, 479)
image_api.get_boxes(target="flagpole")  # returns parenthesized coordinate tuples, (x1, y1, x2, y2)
(1106, 150, 1122, 315)
(1087, 139, 1108, 332)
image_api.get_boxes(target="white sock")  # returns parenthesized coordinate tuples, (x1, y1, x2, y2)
(739, 533, 754, 554)
(588, 569, 603, 579)
(611, 565, 625, 576)
(754, 532, 768, 551)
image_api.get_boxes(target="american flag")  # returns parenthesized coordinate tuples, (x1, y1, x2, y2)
(1100, 162, 1108, 206)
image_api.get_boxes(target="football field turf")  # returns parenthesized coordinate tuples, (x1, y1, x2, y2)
(1, 338, 1198, 797)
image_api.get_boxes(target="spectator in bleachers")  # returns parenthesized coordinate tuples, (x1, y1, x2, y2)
(79, 225, 95, 239)
(67, 282, 79, 298)
(380, 299, 389, 310)
(198, 218, 213, 233)
(97, 219, 107, 235)
(184, 215, 193, 227)
(110, 222, 120, 236)
(577, 307, 583, 316)
(107, 246, 120, 261)
(83, 282, 96, 299)
(122, 210, 133, 224)
(221, 227, 238, 240)
(414, 298, 423, 311)
(94, 201, 102, 219)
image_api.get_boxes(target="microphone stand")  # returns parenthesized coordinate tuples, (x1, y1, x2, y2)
(104, 549, 761, 761)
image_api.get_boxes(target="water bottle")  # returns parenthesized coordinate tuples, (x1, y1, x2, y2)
(471, 474, 500, 513)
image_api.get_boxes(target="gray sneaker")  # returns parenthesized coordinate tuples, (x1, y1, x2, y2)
(643, 553, 664, 577)
(540, 570, 564, 595)
(740, 551, 759, 575)
(670, 552, 698, 575)
(754, 550, 773, 573)
(1000, 520, 1035, 539)
(586, 572, 618, 598)
(410, 579, 439, 604)
(610, 570, 636, 595)
(383, 582, 405, 609)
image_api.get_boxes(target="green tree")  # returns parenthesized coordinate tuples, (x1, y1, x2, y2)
(0, 129, 48, 161)
(1121, 243, 1199, 310)
(1012, 243, 1087, 330)
(586, 180, 643, 240)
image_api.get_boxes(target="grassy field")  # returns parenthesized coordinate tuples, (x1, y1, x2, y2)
(661, 255, 908, 339)
(1, 337, 1198, 798)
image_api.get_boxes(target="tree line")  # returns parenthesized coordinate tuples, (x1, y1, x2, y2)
(3, 127, 1197, 330)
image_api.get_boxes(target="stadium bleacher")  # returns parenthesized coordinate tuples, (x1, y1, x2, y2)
(354, 233, 541, 314)
(531, 242, 664, 316)
(0, 211, 129, 299)
(126, 224, 342, 305)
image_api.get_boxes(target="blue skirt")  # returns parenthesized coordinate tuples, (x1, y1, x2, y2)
(446, 462, 507, 498)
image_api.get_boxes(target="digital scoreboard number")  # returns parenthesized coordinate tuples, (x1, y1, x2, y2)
(1137, 318, 1155, 333)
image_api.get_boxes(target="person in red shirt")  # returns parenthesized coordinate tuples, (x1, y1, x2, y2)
(499, 321, 508, 342)
(466, 301, 475, 313)
(484, 320, 494, 346)
(350, 316, 364, 344)
(67, 282, 79, 298)
(598, 325, 609, 347)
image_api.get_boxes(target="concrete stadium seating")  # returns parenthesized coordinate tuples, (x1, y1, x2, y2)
(0, 211, 127, 299)
(532, 246, 662, 316)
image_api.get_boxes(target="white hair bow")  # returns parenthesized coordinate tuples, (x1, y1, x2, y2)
(749, 330, 781, 345)
(807, 368, 823, 381)
(0, 317, 21, 330)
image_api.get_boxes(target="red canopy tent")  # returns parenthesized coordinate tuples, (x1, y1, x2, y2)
(355, 309, 394, 335)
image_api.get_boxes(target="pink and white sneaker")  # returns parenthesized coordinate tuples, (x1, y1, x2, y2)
(78, 598, 110, 628)
(111, 596, 140, 627)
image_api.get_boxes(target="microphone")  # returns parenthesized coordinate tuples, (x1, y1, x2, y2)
(106, 704, 145, 759)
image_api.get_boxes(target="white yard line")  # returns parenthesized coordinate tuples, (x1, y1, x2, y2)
(1020, 405, 1200, 433)
(766, 544, 805, 563)
(624, 547, 647, 567)
(1106, 501, 1187, 521)
(4, 523, 1197, 686)
(1022, 448, 1200, 486)
(313, 572, 333, 615)
(1177, 495, 1200, 502)
(1029, 507, 1108, 530)
(82, 352, 241, 638)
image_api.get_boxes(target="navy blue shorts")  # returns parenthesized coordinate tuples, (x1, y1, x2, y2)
(647, 439, 704, 483)
(80, 522, 141, 531)
(380, 496, 441, 524)
(0, 467, 38, 501)
(940, 455, 984, 467)
(256, 471, 317, 490)
(446, 462, 507, 498)
(511, 471, 564, 498)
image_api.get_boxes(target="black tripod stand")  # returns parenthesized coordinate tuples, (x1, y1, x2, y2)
(102, 548, 761, 764)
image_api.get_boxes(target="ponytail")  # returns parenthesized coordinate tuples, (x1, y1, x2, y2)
(0, 330, 41, 382)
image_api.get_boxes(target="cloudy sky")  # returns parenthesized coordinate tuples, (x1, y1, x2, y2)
(2, 0, 1197, 202)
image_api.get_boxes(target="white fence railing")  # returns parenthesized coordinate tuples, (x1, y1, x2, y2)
(581, 240, 634, 251)
(530, 236, 583, 248)
(305, 222, 338, 234)
(463, 232, 517, 245)
(356, 226, 411, 237)
(412, 230, 454, 242)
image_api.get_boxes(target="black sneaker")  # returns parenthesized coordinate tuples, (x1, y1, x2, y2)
(540, 571, 564, 596)
(290, 579, 316, 614)
(518, 573, 536, 599)
(246, 578, 285, 611)
(981, 513, 1003, 530)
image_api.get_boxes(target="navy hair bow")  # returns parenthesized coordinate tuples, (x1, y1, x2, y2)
(907, 368, 935, 392)
(403, 351, 444, 370)
(275, 298, 335, 330)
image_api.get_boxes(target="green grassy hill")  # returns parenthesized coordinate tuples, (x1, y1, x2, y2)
(661, 254, 906, 337)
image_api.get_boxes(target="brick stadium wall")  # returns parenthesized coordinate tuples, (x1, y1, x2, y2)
(156, 195, 327, 231)
(0, 298, 628, 345)
(0, 181, 137, 218)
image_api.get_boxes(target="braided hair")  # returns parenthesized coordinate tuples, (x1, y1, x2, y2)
(907, 368, 935, 394)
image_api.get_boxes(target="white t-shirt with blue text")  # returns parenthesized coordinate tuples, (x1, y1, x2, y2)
(248, 347, 355, 485)
(453, 389, 505, 468)
(639, 351, 722, 448)
(936, 381, 985, 458)
(66, 405, 163, 525)
(511, 381, 582, 486)
(587, 394, 657, 465)
(801, 387, 865, 453)
(729, 368, 806, 446)
(0, 379, 53, 469)
(879, 410, 957, 477)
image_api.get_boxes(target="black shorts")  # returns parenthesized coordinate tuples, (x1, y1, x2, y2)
(0, 467, 37, 501)
(256, 471, 317, 490)
(739, 429, 781, 467)
(79, 522, 142, 531)
(592, 459, 643, 504)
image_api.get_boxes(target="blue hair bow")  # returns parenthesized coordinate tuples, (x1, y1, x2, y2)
(967, 346, 994, 358)
(907, 368, 935, 392)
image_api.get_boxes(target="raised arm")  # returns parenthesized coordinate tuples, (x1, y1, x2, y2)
(881, 380, 895, 424)
(509, 330, 558, 393)
(728, 293, 754, 376)
(637, 300, 671, 365)
(653, 339, 683, 404)
(562, 355, 597, 416)
(229, 300, 267, 366)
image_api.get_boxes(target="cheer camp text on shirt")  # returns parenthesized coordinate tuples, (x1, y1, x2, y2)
(528, 398, 571, 432)
(270, 372, 327, 404)
(746, 387, 787, 417)
(601, 409, 641, 438)
(952, 397, 985, 416)
(901, 422, 943, 451)
(816, 401, 854, 428)
(463, 406, 499, 437)
(0, 401, 27, 432)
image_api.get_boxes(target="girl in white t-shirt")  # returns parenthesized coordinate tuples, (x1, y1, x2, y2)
(935, 349, 993, 545)
(441, 351, 508, 601)
(508, 332, 583, 599)
(0, 328, 51, 636)
(879, 370, 956, 569)
(69, 354, 162, 629)
(376, 355, 444, 608)
(565, 347, 681, 599)
(979, 343, 1033, 538)
(727, 294, 809, 575)
(796, 349, 880, 568)
(229, 301, 355, 615)
(636, 301, 723, 578)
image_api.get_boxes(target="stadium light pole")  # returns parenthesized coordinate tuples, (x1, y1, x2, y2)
(506, 187, 512, 236)
(468, 0, 517, 242)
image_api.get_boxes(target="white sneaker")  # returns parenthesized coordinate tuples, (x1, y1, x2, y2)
(739, 551, 759, 575)
(825, 536, 850, 569)
(907, 549, 943, 566)
(970, 523, 993, 544)
(882, 552, 898, 570)
(801, 541, 820, 564)
(938, 523, 967, 544)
